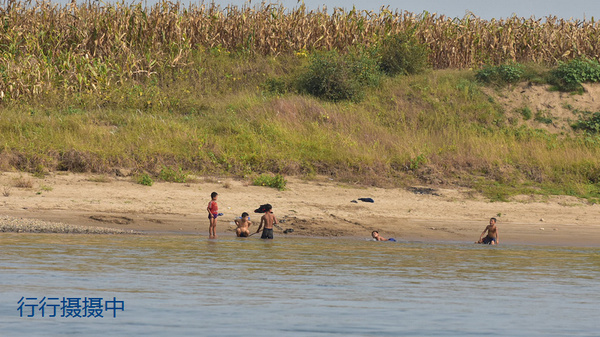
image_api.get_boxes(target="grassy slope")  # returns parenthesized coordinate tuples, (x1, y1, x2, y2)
(1, 52, 600, 201)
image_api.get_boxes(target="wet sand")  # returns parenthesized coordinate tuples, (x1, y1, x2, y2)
(1, 171, 599, 246)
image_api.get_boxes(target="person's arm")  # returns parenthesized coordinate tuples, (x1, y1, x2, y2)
(496, 228, 499, 244)
(207, 201, 212, 215)
(234, 219, 240, 227)
(479, 227, 488, 240)
(273, 215, 278, 225)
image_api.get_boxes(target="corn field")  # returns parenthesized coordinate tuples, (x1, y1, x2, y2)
(1, 0, 599, 101)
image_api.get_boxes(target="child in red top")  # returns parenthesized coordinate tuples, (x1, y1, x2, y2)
(207, 192, 219, 238)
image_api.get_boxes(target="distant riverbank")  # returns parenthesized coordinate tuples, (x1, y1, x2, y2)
(2, 172, 599, 247)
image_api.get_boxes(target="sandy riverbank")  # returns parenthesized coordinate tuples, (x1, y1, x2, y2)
(1, 171, 599, 246)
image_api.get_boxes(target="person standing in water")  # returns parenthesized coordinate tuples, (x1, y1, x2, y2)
(207, 192, 219, 238)
(256, 204, 277, 239)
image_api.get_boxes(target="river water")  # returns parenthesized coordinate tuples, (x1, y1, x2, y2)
(1, 234, 598, 336)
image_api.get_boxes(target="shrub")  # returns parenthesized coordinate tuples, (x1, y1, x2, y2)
(519, 63, 550, 84)
(346, 47, 382, 87)
(261, 77, 288, 96)
(297, 50, 380, 102)
(136, 173, 153, 186)
(378, 33, 429, 76)
(550, 58, 600, 92)
(475, 66, 498, 84)
(572, 111, 600, 133)
(475, 63, 524, 85)
(252, 174, 287, 190)
(158, 166, 187, 183)
(408, 154, 427, 171)
(13, 176, 33, 188)
(534, 111, 553, 124)
(518, 107, 533, 120)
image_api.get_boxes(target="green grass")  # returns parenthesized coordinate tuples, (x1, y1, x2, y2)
(158, 166, 188, 183)
(476, 59, 600, 92)
(2, 49, 600, 201)
(252, 174, 287, 190)
(534, 111, 554, 124)
(518, 107, 533, 120)
(136, 174, 154, 186)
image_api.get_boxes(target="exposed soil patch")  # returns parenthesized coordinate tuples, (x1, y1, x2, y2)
(485, 83, 600, 133)
(408, 187, 440, 196)
(89, 215, 134, 225)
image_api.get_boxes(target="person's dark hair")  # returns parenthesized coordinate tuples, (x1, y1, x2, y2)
(372, 231, 379, 235)
(241, 212, 249, 218)
(264, 204, 272, 211)
(490, 217, 497, 223)
(211, 192, 218, 199)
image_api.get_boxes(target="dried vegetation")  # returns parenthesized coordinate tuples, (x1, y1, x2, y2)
(1, 0, 599, 101)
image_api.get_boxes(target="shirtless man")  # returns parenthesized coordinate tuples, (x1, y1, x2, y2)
(256, 204, 277, 239)
(371, 231, 396, 242)
(235, 212, 252, 237)
(476, 217, 499, 245)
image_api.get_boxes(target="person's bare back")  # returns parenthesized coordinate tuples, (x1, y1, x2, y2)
(261, 212, 276, 229)
(256, 204, 277, 239)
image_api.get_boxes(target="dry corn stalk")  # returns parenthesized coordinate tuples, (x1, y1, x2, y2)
(1, 0, 599, 101)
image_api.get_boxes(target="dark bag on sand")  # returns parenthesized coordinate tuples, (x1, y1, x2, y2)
(254, 204, 272, 213)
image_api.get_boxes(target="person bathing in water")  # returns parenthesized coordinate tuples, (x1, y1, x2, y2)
(235, 212, 252, 237)
(371, 231, 396, 242)
(476, 217, 499, 245)
(255, 204, 277, 239)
